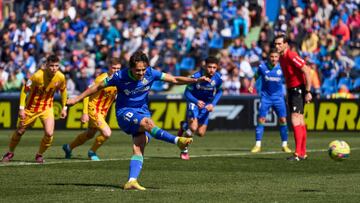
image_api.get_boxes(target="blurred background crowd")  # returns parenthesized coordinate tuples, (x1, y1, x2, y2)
(0, 0, 359, 99)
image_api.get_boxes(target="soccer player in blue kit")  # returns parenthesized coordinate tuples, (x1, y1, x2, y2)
(177, 56, 223, 160)
(67, 51, 210, 190)
(249, 48, 292, 153)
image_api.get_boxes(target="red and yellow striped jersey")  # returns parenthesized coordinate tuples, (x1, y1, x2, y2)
(24, 69, 66, 112)
(87, 73, 117, 115)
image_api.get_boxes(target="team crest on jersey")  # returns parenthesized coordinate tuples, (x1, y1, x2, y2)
(211, 80, 216, 86)
(107, 75, 113, 81)
(26, 79, 32, 87)
(196, 84, 200, 89)
(276, 70, 282, 75)
(142, 78, 148, 85)
(124, 89, 130, 95)
(133, 118, 138, 124)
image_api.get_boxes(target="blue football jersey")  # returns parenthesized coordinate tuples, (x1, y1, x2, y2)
(185, 70, 223, 104)
(104, 67, 164, 108)
(257, 62, 284, 98)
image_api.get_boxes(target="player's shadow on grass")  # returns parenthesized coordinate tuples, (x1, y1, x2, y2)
(48, 156, 89, 160)
(49, 183, 160, 190)
(240, 157, 283, 161)
(209, 148, 250, 152)
(50, 183, 121, 189)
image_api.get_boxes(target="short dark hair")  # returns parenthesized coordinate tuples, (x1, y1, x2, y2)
(269, 48, 279, 54)
(273, 34, 288, 44)
(129, 51, 149, 68)
(46, 54, 60, 64)
(205, 56, 219, 65)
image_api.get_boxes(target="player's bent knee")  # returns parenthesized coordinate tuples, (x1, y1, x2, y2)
(142, 117, 155, 131)
(44, 132, 53, 137)
(189, 125, 197, 132)
(258, 117, 266, 124)
(197, 132, 206, 137)
(103, 129, 112, 138)
(279, 117, 287, 124)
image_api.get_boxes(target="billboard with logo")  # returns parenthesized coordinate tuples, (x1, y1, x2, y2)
(0, 94, 359, 131)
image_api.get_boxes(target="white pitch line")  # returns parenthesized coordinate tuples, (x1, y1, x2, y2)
(1, 148, 358, 167)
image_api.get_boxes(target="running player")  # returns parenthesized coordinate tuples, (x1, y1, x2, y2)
(62, 58, 121, 160)
(177, 56, 223, 160)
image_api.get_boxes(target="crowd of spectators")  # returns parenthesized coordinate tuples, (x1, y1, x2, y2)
(0, 0, 359, 99)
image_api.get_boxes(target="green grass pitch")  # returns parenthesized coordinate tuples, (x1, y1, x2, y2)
(0, 130, 359, 202)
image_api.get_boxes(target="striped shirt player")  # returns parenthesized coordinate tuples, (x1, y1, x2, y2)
(62, 58, 121, 161)
(274, 35, 312, 161)
(250, 49, 291, 154)
(2, 55, 67, 163)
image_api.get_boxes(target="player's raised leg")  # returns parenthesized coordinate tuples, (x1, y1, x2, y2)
(63, 128, 97, 159)
(88, 123, 112, 161)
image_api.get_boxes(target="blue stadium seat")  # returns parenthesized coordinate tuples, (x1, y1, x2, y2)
(321, 78, 337, 96)
(209, 33, 224, 49)
(353, 78, 360, 89)
(179, 57, 195, 71)
(151, 80, 164, 92)
(354, 56, 360, 70)
(337, 77, 352, 90)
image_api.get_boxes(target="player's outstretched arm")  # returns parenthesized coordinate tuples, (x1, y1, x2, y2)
(162, 73, 210, 85)
(67, 82, 105, 106)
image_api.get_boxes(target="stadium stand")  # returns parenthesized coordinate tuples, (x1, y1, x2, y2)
(0, 0, 358, 98)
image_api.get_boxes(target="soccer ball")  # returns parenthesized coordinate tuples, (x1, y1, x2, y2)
(328, 140, 350, 161)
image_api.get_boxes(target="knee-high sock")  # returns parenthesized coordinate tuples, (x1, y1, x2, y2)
(182, 122, 193, 137)
(9, 132, 22, 152)
(301, 125, 307, 156)
(128, 155, 143, 180)
(182, 121, 188, 131)
(279, 123, 288, 142)
(255, 124, 264, 141)
(90, 134, 108, 152)
(70, 131, 93, 150)
(150, 127, 176, 144)
(293, 125, 303, 157)
(38, 135, 54, 155)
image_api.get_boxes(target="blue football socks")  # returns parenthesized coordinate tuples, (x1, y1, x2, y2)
(128, 155, 144, 180)
(150, 127, 176, 144)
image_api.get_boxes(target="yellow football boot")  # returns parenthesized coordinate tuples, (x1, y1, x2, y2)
(282, 145, 292, 153)
(177, 137, 193, 151)
(251, 146, 261, 153)
(124, 180, 146, 191)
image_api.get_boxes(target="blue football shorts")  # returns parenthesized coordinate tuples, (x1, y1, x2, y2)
(258, 96, 287, 118)
(186, 102, 210, 125)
